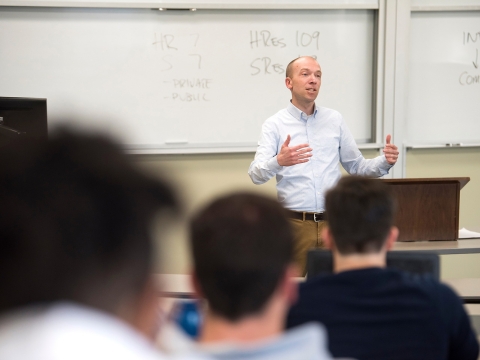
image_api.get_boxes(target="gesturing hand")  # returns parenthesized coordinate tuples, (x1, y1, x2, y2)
(383, 134, 399, 165)
(277, 135, 312, 167)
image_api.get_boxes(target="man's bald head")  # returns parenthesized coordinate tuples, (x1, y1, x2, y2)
(286, 56, 319, 78)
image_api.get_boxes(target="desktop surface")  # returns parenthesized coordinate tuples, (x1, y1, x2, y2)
(393, 238, 480, 254)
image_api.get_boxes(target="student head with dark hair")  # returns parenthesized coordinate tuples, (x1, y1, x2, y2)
(287, 176, 479, 360)
(190, 193, 294, 322)
(324, 176, 397, 255)
(0, 129, 202, 360)
(189, 192, 333, 360)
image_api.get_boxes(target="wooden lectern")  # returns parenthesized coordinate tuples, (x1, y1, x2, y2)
(381, 178, 470, 242)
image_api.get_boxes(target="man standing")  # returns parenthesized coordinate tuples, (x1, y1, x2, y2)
(287, 176, 479, 360)
(248, 56, 399, 274)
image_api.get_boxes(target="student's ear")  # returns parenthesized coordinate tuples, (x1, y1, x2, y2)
(385, 226, 399, 251)
(322, 226, 334, 250)
(190, 272, 204, 300)
(128, 277, 161, 340)
(283, 264, 299, 306)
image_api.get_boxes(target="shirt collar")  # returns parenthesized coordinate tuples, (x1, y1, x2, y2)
(287, 101, 318, 121)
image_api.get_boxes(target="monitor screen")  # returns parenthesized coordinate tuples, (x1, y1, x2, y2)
(0, 97, 48, 147)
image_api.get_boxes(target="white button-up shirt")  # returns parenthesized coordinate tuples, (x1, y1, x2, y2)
(248, 102, 392, 212)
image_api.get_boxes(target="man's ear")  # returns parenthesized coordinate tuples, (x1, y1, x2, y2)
(322, 226, 334, 250)
(385, 226, 399, 251)
(190, 272, 204, 299)
(285, 77, 293, 90)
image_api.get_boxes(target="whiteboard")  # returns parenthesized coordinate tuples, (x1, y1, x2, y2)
(0, 7, 375, 153)
(407, 11, 480, 145)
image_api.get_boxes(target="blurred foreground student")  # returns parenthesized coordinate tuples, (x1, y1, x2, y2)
(185, 193, 333, 360)
(287, 176, 479, 360)
(0, 130, 207, 360)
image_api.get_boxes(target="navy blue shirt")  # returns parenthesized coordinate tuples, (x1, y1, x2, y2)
(287, 268, 479, 360)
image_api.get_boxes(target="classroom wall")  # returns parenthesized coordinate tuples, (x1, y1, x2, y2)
(135, 151, 278, 275)
(136, 148, 480, 279)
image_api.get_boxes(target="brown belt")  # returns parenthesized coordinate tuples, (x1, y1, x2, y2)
(287, 210, 326, 222)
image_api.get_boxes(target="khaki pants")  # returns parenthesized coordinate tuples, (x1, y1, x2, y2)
(289, 219, 327, 276)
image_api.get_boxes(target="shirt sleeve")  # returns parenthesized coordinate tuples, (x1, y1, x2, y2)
(338, 119, 393, 177)
(248, 120, 284, 185)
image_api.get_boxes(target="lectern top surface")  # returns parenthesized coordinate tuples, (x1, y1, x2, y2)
(381, 177, 470, 190)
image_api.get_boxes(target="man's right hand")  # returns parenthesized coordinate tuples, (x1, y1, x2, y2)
(277, 135, 312, 166)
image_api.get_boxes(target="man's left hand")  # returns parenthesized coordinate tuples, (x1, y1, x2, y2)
(383, 134, 399, 165)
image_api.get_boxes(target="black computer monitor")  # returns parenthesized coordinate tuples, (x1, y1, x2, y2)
(306, 249, 440, 280)
(0, 97, 48, 147)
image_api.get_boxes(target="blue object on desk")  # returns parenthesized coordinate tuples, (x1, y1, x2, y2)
(171, 300, 202, 338)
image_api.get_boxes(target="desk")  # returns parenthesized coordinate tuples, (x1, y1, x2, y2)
(156, 274, 480, 302)
(393, 238, 480, 255)
(465, 304, 480, 336)
(155, 274, 305, 299)
(445, 278, 480, 303)
(156, 274, 193, 299)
